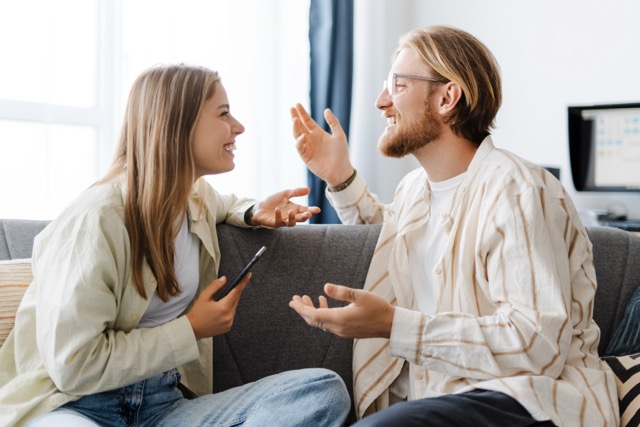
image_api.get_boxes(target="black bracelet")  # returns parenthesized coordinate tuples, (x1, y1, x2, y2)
(328, 169, 357, 192)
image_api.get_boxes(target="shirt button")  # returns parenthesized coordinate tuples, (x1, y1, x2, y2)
(416, 371, 424, 380)
(131, 314, 139, 322)
(149, 275, 156, 283)
(434, 267, 442, 275)
(440, 213, 448, 221)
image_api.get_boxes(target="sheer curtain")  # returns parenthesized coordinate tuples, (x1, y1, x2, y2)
(0, 0, 310, 220)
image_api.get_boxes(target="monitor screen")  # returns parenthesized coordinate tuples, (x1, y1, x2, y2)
(568, 103, 640, 192)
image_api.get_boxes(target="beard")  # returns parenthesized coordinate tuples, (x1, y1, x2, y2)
(377, 98, 442, 158)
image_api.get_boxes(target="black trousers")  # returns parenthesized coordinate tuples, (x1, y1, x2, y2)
(351, 389, 556, 427)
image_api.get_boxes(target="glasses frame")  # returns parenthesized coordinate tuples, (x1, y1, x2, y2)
(384, 72, 448, 97)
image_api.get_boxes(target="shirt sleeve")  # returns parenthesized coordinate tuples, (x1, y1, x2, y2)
(389, 184, 578, 380)
(325, 173, 387, 225)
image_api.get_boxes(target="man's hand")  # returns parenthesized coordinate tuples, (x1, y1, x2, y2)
(250, 187, 321, 227)
(289, 283, 395, 339)
(291, 104, 355, 187)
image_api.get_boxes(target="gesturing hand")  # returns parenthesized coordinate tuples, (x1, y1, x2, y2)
(289, 283, 395, 339)
(250, 187, 321, 227)
(290, 104, 354, 187)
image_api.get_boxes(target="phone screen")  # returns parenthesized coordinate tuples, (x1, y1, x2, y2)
(213, 246, 267, 301)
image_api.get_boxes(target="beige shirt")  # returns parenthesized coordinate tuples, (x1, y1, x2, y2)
(0, 176, 254, 426)
(328, 137, 619, 427)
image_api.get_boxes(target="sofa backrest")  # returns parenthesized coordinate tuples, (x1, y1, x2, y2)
(589, 226, 640, 353)
(1, 219, 639, 360)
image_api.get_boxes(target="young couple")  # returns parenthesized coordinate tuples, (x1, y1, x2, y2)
(0, 26, 617, 427)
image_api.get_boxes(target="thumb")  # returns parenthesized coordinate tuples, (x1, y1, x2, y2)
(202, 276, 227, 300)
(324, 108, 345, 136)
(324, 283, 356, 303)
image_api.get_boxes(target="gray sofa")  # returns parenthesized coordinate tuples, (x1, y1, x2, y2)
(2, 219, 640, 423)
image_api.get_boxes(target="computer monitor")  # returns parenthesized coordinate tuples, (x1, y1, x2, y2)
(568, 102, 640, 192)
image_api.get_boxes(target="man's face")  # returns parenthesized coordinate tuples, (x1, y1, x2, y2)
(375, 48, 443, 158)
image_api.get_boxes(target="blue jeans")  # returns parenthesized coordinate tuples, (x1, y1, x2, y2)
(28, 368, 350, 427)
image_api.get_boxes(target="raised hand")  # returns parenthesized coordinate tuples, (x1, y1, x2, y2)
(290, 104, 354, 187)
(250, 187, 321, 227)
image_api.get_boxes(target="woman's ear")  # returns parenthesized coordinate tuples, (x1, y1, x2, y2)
(437, 82, 463, 115)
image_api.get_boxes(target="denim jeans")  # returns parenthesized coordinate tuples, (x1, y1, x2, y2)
(28, 368, 350, 427)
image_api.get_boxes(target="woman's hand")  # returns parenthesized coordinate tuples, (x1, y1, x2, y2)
(249, 187, 321, 227)
(291, 104, 355, 187)
(186, 274, 250, 340)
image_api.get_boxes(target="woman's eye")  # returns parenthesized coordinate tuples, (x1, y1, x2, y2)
(220, 111, 230, 118)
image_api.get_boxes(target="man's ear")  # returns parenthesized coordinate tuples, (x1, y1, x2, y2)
(437, 82, 463, 115)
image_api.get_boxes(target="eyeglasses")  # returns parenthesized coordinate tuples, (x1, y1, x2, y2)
(383, 72, 448, 97)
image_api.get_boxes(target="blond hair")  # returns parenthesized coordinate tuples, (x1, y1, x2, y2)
(97, 64, 220, 301)
(398, 26, 502, 144)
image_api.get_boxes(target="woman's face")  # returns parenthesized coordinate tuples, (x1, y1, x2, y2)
(192, 83, 245, 179)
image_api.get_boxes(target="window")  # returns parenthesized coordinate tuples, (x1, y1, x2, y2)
(0, 0, 310, 220)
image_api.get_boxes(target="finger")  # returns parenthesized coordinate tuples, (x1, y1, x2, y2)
(202, 276, 227, 299)
(287, 210, 296, 227)
(226, 272, 251, 300)
(323, 108, 345, 137)
(273, 207, 285, 227)
(285, 187, 311, 198)
(292, 116, 306, 140)
(324, 283, 358, 304)
(295, 103, 320, 131)
(301, 294, 315, 306)
(319, 295, 329, 309)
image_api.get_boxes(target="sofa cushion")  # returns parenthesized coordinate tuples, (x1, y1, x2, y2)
(602, 352, 640, 427)
(0, 258, 33, 346)
(606, 287, 640, 356)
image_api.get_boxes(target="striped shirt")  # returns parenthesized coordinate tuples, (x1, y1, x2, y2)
(327, 137, 619, 426)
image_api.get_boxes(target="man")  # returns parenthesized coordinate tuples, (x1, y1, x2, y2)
(289, 26, 618, 427)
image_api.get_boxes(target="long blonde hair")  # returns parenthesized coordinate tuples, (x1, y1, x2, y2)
(97, 64, 220, 301)
(398, 26, 502, 145)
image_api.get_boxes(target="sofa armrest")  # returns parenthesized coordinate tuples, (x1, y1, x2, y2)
(213, 223, 381, 420)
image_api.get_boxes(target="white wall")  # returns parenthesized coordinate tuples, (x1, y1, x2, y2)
(352, 0, 640, 219)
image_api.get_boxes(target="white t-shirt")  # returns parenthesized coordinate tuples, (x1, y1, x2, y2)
(406, 171, 467, 314)
(138, 215, 200, 328)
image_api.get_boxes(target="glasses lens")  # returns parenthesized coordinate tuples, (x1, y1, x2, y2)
(385, 72, 394, 97)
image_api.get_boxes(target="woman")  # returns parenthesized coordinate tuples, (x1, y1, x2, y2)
(0, 64, 350, 426)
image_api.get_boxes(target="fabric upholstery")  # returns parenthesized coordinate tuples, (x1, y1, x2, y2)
(0, 219, 50, 260)
(589, 226, 640, 354)
(0, 259, 33, 346)
(213, 223, 380, 422)
(1, 219, 640, 423)
(602, 352, 640, 426)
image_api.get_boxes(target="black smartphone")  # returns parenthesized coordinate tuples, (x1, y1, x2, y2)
(213, 246, 267, 301)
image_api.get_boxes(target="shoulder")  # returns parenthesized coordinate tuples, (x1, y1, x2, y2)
(36, 179, 128, 248)
(480, 147, 565, 198)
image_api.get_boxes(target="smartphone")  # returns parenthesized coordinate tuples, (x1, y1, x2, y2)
(213, 246, 267, 301)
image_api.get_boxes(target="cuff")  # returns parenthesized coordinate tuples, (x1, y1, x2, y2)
(389, 306, 427, 365)
(165, 315, 200, 367)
